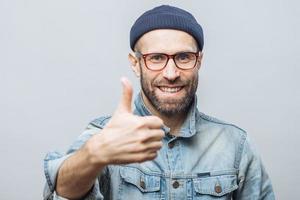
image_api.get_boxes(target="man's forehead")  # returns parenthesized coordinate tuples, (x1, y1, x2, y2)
(135, 29, 198, 53)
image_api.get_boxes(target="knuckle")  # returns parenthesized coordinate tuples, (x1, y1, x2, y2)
(153, 130, 164, 139)
(135, 154, 147, 163)
(151, 142, 162, 151)
(148, 152, 158, 160)
(137, 131, 149, 142)
(137, 144, 147, 152)
(135, 118, 146, 128)
(157, 141, 163, 148)
(158, 130, 165, 137)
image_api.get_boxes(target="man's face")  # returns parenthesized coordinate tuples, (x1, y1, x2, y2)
(132, 29, 203, 116)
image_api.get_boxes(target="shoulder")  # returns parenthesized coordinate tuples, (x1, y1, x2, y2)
(66, 115, 112, 153)
(196, 111, 247, 139)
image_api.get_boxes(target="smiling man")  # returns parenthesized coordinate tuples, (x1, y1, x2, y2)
(43, 5, 275, 200)
(131, 29, 201, 135)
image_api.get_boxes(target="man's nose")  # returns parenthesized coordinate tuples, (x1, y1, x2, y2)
(162, 59, 180, 81)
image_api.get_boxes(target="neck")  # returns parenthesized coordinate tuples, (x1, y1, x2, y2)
(141, 92, 188, 136)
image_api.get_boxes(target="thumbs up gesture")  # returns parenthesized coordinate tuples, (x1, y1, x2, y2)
(84, 77, 165, 166)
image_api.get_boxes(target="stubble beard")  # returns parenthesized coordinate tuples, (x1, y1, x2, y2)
(140, 72, 198, 117)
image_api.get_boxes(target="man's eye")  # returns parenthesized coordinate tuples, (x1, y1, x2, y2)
(149, 54, 165, 62)
(177, 53, 190, 61)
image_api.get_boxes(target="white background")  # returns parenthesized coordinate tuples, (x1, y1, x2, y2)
(0, 0, 299, 199)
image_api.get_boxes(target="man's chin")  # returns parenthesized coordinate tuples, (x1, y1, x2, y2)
(155, 100, 187, 116)
(154, 93, 185, 106)
(152, 91, 195, 116)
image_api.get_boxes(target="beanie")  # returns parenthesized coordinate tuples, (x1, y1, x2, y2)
(130, 5, 204, 51)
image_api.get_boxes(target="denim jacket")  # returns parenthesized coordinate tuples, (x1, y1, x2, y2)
(43, 93, 275, 200)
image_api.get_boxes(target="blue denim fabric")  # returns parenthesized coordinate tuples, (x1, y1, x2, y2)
(43, 93, 275, 200)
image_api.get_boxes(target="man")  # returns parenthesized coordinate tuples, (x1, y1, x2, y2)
(43, 5, 275, 200)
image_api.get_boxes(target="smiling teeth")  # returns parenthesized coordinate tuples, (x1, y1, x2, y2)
(160, 87, 181, 93)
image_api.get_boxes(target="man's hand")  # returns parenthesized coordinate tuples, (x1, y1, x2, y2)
(55, 77, 164, 199)
(84, 77, 164, 166)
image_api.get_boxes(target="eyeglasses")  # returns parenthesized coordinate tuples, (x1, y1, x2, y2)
(135, 51, 200, 71)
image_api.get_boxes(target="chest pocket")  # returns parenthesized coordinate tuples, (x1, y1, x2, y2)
(193, 174, 238, 199)
(119, 166, 162, 199)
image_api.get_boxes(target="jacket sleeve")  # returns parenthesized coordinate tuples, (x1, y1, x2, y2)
(234, 134, 275, 200)
(43, 125, 107, 200)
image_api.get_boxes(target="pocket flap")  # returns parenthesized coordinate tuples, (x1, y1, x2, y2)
(120, 167, 161, 192)
(193, 175, 238, 196)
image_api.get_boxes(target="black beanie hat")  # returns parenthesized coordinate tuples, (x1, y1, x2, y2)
(130, 5, 204, 51)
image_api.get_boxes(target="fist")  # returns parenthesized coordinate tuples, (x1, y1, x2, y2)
(85, 77, 165, 166)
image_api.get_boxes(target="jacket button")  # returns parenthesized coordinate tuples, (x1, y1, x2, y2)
(168, 141, 175, 149)
(172, 180, 179, 188)
(215, 185, 222, 193)
(140, 180, 146, 189)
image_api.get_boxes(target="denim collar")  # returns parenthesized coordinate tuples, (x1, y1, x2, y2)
(133, 92, 197, 138)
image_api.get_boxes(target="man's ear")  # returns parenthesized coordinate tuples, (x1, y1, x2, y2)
(128, 52, 141, 77)
(196, 51, 204, 70)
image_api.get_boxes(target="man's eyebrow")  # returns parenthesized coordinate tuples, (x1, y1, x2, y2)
(142, 48, 198, 54)
(176, 50, 198, 53)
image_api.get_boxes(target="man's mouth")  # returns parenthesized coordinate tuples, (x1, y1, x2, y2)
(158, 86, 184, 93)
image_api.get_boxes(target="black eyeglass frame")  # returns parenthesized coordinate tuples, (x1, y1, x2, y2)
(135, 51, 200, 71)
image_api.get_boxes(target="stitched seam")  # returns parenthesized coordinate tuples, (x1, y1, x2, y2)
(198, 112, 246, 133)
(121, 166, 238, 179)
(195, 184, 238, 196)
(44, 159, 54, 191)
(234, 132, 247, 169)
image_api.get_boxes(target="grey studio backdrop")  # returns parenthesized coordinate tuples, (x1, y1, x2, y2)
(0, 0, 299, 199)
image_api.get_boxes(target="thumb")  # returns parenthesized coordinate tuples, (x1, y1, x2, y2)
(117, 77, 133, 113)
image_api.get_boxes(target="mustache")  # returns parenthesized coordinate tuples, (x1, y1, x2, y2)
(153, 78, 189, 86)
